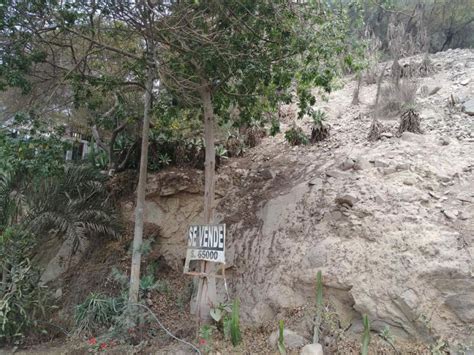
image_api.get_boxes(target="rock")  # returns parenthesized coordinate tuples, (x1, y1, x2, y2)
(40, 236, 89, 284)
(403, 177, 417, 186)
(383, 167, 396, 175)
(442, 209, 458, 220)
(325, 170, 349, 178)
(374, 160, 389, 168)
(396, 163, 410, 171)
(400, 131, 425, 143)
(462, 99, 474, 116)
(339, 157, 355, 171)
(438, 137, 450, 146)
(335, 194, 358, 207)
(429, 86, 441, 96)
(460, 78, 470, 86)
(353, 157, 371, 171)
(269, 329, 308, 349)
(54, 288, 63, 299)
(300, 343, 324, 355)
(380, 132, 393, 138)
(454, 62, 465, 71)
(250, 302, 275, 323)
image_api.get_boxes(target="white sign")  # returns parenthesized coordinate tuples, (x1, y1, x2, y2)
(184, 224, 226, 273)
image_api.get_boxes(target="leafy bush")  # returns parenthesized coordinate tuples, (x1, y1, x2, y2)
(0, 228, 50, 345)
(0, 126, 69, 180)
(285, 126, 308, 146)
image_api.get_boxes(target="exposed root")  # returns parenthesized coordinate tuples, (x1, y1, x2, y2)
(398, 109, 422, 134)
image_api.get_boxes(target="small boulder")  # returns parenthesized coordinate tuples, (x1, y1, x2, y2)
(339, 157, 355, 171)
(269, 329, 308, 350)
(429, 86, 441, 96)
(300, 343, 324, 355)
(400, 131, 425, 143)
(462, 99, 474, 116)
(335, 194, 358, 208)
(374, 160, 389, 168)
(442, 209, 458, 220)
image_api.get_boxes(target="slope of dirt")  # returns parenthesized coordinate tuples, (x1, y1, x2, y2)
(12, 49, 473, 354)
(137, 49, 473, 352)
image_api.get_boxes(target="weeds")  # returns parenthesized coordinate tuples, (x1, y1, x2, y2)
(74, 292, 125, 334)
(285, 125, 308, 146)
(209, 299, 241, 347)
(0, 228, 51, 345)
(198, 324, 215, 353)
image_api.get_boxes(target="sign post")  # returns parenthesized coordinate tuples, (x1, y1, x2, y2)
(184, 224, 226, 321)
(184, 224, 226, 276)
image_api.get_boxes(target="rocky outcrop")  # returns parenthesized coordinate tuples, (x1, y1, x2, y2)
(139, 49, 474, 346)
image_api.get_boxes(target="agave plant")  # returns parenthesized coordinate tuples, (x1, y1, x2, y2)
(26, 164, 120, 254)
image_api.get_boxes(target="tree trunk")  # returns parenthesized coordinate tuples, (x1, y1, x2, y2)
(352, 72, 362, 105)
(128, 64, 154, 307)
(195, 80, 217, 321)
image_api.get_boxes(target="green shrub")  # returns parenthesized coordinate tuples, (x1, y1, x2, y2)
(285, 126, 308, 146)
(210, 298, 241, 347)
(74, 292, 125, 334)
(0, 228, 50, 345)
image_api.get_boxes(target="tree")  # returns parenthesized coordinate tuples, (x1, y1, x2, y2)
(0, 0, 159, 313)
(154, 0, 352, 320)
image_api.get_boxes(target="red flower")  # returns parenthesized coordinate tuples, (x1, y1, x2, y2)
(100, 342, 108, 350)
(199, 338, 207, 345)
(88, 337, 97, 345)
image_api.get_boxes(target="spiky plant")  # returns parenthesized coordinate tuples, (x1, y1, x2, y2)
(278, 320, 286, 355)
(230, 298, 242, 346)
(27, 165, 120, 254)
(0, 171, 28, 231)
(361, 314, 371, 355)
(368, 117, 386, 141)
(398, 109, 422, 135)
(313, 270, 323, 343)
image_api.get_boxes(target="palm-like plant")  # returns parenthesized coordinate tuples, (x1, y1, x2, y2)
(0, 171, 27, 232)
(27, 165, 120, 254)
